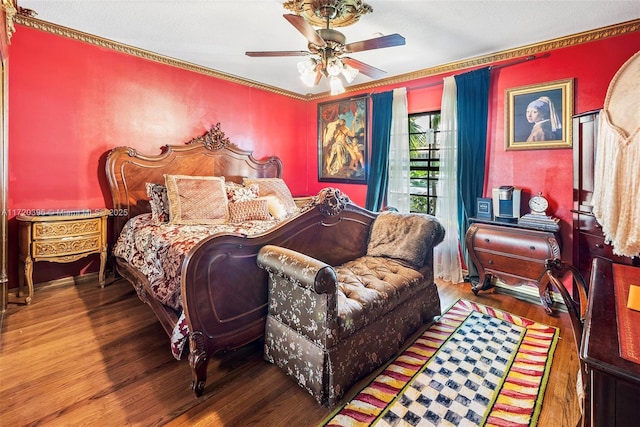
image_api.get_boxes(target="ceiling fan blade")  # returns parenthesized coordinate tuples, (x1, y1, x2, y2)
(284, 14, 326, 47)
(314, 70, 323, 86)
(246, 50, 310, 57)
(342, 57, 387, 79)
(345, 33, 406, 53)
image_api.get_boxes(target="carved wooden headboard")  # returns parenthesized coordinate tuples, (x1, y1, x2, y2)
(105, 124, 283, 236)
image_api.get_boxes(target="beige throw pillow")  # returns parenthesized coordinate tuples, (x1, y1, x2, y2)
(164, 175, 229, 225)
(243, 178, 299, 217)
(228, 199, 271, 223)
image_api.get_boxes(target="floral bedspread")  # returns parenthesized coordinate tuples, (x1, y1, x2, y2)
(113, 213, 283, 310)
(112, 213, 284, 359)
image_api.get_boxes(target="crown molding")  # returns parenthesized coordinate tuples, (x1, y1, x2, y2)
(14, 15, 639, 101)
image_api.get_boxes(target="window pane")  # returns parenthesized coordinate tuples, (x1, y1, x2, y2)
(409, 111, 441, 214)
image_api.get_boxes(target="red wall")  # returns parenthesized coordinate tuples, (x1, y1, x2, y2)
(6, 23, 639, 287)
(7, 25, 308, 285)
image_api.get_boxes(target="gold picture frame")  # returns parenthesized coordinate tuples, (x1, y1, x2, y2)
(318, 95, 368, 183)
(505, 78, 573, 150)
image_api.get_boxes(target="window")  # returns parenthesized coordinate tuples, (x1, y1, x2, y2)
(409, 112, 441, 214)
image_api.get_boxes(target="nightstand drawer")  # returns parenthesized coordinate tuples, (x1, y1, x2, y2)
(32, 234, 102, 258)
(471, 226, 555, 259)
(33, 218, 103, 239)
(474, 251, 545, 281)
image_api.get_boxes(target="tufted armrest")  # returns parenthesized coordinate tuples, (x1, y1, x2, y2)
(257, 244, 339, 346)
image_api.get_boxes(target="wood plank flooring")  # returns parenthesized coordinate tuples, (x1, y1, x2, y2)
(0, 275, 580, 426)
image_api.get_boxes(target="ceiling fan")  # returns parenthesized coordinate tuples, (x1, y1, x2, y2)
(245, 1, 405, 94)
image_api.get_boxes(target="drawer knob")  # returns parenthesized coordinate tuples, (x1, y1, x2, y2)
(530, 246, 536, 251)
(484, 238, 490, 243)
(488, 260, 493, 265)
(595, 243, 604, 249)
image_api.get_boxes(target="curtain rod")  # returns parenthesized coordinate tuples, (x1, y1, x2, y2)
(405, 53, 551, 92)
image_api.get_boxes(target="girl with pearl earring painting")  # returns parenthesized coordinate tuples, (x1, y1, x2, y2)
(525, 96, 562, 141)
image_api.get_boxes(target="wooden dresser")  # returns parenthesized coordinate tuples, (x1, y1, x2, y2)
(582, 257, 640, 426)
(466, 219, 561, 299)
(17, 210, 108, 303)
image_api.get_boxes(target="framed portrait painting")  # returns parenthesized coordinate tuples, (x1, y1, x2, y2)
(505, 78, 573, 150)
(318, 95, 368, 183)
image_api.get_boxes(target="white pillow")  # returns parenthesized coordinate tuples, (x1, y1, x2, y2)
(258, 196, 288, 220)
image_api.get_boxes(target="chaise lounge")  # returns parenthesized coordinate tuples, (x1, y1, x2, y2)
(257, 209, 445, 406)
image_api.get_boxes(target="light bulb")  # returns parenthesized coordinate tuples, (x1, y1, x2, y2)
(297, 58, 314, 74)
(300, 70, 318, 87)
(329, 76, 345, 95)
(298, 58, 318, 87)
(326, 58, 343, 77)
(341, 62, 359, 83)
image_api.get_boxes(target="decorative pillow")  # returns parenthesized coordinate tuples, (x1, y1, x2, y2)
(243, 178, 299, 216)
(145, 182, 169, 224)
(225, 182, 259, 203)
(164, 175, 229, 225)
(366, 211, 444, 269)
(258, 196, 288, 220)
(228, 199, 271, 223)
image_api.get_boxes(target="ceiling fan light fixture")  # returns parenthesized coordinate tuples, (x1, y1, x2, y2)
(326, 57, 343, 77)
(341, 62, 358, 83)
(329, 76, 345, 95)
(297, 57, 315, 74)
(298, 59, 319, 87)
(249, 5, 404, 94)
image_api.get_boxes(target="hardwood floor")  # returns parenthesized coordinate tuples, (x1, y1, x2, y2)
(0, 275, 580, 426)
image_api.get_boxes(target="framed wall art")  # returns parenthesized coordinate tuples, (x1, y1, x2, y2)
(505, 78, 573, 150)
(318, 95, 368, 183)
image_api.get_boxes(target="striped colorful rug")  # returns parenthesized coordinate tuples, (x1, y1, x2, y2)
(321, 299, 558, 427)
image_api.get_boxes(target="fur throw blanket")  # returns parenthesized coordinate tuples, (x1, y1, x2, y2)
(366, 211, 445, 269)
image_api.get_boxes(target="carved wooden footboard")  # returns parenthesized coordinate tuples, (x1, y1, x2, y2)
(182, 192, 377, 394)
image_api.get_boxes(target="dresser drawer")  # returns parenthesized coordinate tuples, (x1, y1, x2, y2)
(33, 218, 103, 239)
(474, 251, 545, 282)
(470, 225, 558, 259)
(576, 214, 604, 236)
(32, 234, 102, 258)
(579, 232, 611, 258)
(578, 232, 632, 264)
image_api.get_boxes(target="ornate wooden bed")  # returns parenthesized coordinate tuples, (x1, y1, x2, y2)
(105, 125, 379, 396)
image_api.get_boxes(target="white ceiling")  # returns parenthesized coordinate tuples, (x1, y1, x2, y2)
(17, 1, 640, 96)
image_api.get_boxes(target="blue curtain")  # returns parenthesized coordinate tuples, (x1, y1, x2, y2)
(455, 68, 490, 271)
(365, 91, 393, 211)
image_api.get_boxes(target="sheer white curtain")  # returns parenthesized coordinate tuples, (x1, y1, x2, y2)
(387, 87, 410, 212)
(434, 77, 464, 283)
